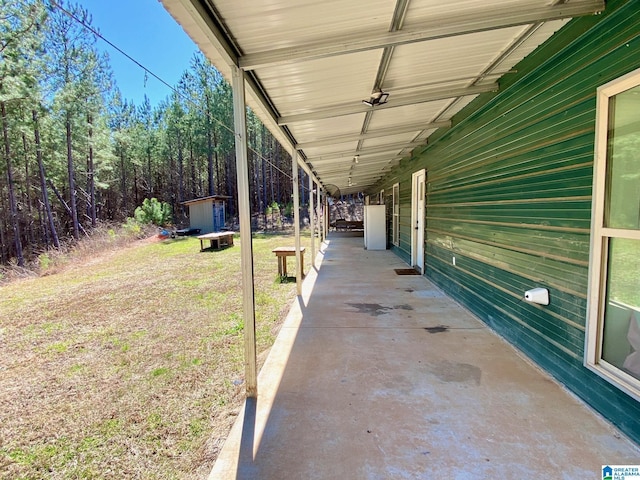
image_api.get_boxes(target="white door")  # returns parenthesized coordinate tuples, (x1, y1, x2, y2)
(411, 169, 426, 273)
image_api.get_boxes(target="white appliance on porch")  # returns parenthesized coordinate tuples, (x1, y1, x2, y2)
(364, 205, 386, 250)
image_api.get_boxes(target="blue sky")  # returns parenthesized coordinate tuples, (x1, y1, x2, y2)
(74, 0, 199, 107)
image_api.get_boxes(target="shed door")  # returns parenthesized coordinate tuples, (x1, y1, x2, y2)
(213, 202, 225, 232)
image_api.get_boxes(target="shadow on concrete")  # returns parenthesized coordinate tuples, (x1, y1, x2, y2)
(209, 235, 640, 479)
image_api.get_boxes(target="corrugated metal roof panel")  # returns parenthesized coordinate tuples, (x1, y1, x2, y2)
(216, 0, 395, 53)
(492, 19, 569, 71)
(257, 51, 383, 116)
(288, 114, 366, 140)
(385, 26, 528, 90)
(160, 0, 603, 194)
(402, 0, 550, 25)
(367, 100, 453, 129)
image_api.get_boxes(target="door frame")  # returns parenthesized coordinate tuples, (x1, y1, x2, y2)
(411, 169, 426, 273)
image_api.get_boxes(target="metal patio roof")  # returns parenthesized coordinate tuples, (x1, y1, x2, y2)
(160, 0, 604, 196)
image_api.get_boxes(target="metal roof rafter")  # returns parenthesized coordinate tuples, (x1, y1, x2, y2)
(307, 142, 420, 163)
(278, 83, 497, 125)
(318, 157, 399, 173)
(296, 121, 450, 149)
(239, 0, 604, 70)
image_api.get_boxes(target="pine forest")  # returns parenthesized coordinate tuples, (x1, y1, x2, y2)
(0, 0, 302, 267)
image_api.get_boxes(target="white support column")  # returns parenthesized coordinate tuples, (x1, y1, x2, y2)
(309, 175, 315, 267)
(324, 195, 329, 239)
(317, 186, 322, 243)
(292, 150, 302, 295)
(232, 65, 257, 398)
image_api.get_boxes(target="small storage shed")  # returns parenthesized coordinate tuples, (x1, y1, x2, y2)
(182, 195, 230, 234)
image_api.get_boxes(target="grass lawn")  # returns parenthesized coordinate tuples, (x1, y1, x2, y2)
(0, 231, 313, 479)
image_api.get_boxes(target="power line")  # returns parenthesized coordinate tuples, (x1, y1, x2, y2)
(49, 0, 295, 181)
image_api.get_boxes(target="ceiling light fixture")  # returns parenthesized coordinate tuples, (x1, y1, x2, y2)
(362, 88, 389, 107)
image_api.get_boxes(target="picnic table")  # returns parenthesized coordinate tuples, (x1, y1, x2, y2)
(197, 231, 235, 251)
(272, 246, 305, 278)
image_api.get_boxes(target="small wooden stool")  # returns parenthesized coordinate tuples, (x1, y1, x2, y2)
(272, 246, 306, 278)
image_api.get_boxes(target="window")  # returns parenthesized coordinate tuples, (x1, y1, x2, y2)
(586, 67, 640, 401)
(392, 183, 400, 246)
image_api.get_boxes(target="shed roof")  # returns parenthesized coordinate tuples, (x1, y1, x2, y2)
(160, 0, 604, 196)
(182, 195, 231, 206)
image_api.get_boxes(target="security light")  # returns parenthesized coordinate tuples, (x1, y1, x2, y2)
(362, 89, 389, 107)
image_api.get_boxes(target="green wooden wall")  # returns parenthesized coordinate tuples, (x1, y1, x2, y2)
(376, 0, 640, 444)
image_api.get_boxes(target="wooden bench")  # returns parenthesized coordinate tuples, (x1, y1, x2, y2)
(197, 231, 235, 251)
(272, 246, 305, 279)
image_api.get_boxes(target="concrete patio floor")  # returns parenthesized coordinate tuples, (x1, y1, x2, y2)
(209, 235, 640, 479)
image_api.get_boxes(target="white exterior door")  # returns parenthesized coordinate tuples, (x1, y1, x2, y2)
(411, 169, 426, 273)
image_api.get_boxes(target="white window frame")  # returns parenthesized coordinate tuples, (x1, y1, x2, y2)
(585, 67, 640, 402)
(392, 183, 400, 246)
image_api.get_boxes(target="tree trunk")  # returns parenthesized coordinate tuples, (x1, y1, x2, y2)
(1, 100, 25, 266)
(214, 129, 221, 194)
(133, 164, 139, 207)
(225, 151, 235, 219)
(33, 110, 59, 248)
(146, 146, 153, 197)
(87, 113, 96, 227)
(177, 131, 185, 217)
(66, 113, 80, 240)
(275, 142, 282, 205)
(120, 145, 127, 215)
(206, 98, 214, 196)
(22, 132, 35, 245)
(189, 142, 196, 199)
(49, 179, 87, 236)
(261, 124, 267, 208)
(0, 196, 7, 263)
(269, 134, 274, 203)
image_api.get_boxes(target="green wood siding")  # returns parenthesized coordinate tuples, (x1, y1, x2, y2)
(375, 0, 640, 443)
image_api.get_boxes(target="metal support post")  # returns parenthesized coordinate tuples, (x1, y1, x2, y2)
(292, 150, 302, 295)
(317, 185, 322, 243)
(232, 65, 257, 398)
(309, 175, 315, 266)
(324, 195, 329, 239)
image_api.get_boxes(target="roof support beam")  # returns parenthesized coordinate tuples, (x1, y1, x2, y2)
(296, 121, 451, 149)
(311, 153, 402, 167)
(317, 184, 323, 244)
(321, 155, 398, 170)
(232, 65, 257, 399)
(279, 84, 497, 125)
(292, 149, 302, 296)
(309, 175, 315, 267)
(308, 142, 420, 163)
(320, 165, 396, 178)
(239, 1, 604, 70)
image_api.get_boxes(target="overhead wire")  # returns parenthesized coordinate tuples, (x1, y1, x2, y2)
(49, 0, 296, 182)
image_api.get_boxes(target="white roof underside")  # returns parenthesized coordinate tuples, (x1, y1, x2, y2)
(160, 0, 603, 195)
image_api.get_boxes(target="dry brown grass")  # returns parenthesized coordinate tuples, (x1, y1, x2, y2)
(0, 230, 312, 479)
